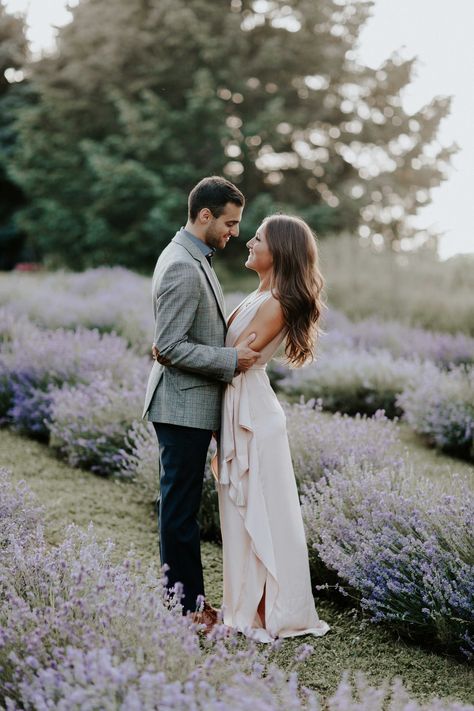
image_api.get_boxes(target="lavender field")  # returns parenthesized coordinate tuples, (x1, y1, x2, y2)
(3, 0, 474, 703)
(0, 265, 473, 709)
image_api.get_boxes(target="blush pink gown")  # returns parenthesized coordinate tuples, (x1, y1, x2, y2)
(213, 291, 330, 643)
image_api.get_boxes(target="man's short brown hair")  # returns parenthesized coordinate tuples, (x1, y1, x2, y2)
(188, 176, 245, 221)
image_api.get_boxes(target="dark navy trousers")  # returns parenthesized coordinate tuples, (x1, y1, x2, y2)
(153, 422, 213, 613)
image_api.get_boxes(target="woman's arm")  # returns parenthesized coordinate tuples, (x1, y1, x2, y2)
(234, 295, 285, 351)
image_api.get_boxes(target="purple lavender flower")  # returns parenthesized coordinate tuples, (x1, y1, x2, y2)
(1, 470, 473, 708)
(0, 269, 153, 353)
(330, 312, 474, 368)
(279, 348, 430, 418)
(301, 464, 474, 658)
(49, 371, 147, 475)
(397, 365, 474, 461)
(283, 400, 402, 485)
(0, 472, 320, 710)
(0, 321, 148, 441)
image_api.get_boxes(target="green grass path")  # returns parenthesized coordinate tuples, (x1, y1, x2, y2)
(1, 428, 473, 705)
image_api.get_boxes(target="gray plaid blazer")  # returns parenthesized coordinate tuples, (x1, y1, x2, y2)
(142, 230, 237, 430)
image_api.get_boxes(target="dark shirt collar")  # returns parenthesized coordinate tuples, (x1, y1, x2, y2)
(181, 228, 216, 260)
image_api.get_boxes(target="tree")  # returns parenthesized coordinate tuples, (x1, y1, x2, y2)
(0, 1, 30, 269)
(8, 0, 455, 270)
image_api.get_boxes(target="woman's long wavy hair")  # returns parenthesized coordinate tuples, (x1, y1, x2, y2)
(264, 215, 325, 367)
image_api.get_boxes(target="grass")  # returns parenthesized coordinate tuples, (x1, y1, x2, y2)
(1, 427, 473, 705)
(396, 421, 474, 488)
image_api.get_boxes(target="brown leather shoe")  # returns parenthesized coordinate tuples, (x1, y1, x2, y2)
(189, 601, 219, 635)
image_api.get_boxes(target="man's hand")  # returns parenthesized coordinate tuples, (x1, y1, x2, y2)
(235, 333, 259, 373)
(152, 344, 171, 366)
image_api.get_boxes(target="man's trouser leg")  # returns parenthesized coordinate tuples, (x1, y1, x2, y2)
(153, 422, 212, 614)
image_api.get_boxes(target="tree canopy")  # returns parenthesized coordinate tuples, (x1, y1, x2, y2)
(0, 0, 30, 269)
(4, 0, 455, 269)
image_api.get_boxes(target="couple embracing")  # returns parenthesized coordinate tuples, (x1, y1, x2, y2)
(143, 176, 330, 643)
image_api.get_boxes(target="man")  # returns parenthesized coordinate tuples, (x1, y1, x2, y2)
(142, 176, 259, 629)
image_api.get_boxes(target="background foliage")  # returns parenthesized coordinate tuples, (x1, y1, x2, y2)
(0, 1, 30, 269)
(0, 0, 455, 270)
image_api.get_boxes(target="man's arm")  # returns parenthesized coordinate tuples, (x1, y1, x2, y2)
(153, 261, 237, 383)
(153, 335, 258, 373)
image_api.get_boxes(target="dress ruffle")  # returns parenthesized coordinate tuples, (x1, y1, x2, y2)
(213, 369, 265, 502)
(212, 367, 279, 626)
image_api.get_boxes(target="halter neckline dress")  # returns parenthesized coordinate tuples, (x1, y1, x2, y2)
(213, 291, 330, 643)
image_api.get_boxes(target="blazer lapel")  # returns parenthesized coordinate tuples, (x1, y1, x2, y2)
(172, 231, 227, 323)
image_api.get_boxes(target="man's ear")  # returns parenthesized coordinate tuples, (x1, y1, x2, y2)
(198, 208, 212, 224)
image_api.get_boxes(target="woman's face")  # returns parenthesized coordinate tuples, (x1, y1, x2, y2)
(245, 224, 273, 274)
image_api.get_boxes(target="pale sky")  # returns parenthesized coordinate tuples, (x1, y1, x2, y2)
(5, 0, 474, 260)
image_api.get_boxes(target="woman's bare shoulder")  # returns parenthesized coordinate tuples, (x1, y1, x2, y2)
(260, 293, 284, 325)
(234, 293, 285, 351)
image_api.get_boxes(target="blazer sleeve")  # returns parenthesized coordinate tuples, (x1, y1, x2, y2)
(153, 261, 236, 383)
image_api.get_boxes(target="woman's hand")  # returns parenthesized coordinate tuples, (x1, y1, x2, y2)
(152, 344, 171, 366)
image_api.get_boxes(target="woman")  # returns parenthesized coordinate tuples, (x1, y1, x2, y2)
(212, 214, 330, 643)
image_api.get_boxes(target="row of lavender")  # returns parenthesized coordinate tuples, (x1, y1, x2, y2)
(0, 308, 147, 471)
(1, 309, 472, 659)
(272, 351, 474, 461)
(3, 470, 471, 711)
(272, 284, 474, 463)
(1, 269, 473, 460)
(2, 269, 474, 366)
(122, 404, 474, 660)
(2, 298, 472, 464)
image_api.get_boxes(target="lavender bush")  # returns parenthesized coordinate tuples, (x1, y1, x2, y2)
(0, 469, 198, 705)
(0, 472, 340, 709)
(0, 269, 152, 352)
(0, 318, 147, 438)
(0, 469, 43, 552)
(0, 527, 200, 702)
(320, 306, 474, 367)
(325, 672, 474, 711)
(49, 372, 146, 475)
(3, 265, 474, 363)
(0, 310, 43, 424)
(118, 420, 160, 496)
(2, 269, 472, 448)
(279, 348, 430, 417)
(4, 239, 474, 338)
(301, 463, 474, 659)
(397, 366, 474, 461)
(1, 470, 473, 710)
(340, 316, 474, 368)
(283, 400, 403, 485)
(0, 307, 32, 345)
(11, 644, 320, 711)
(14, 659, 474, 711)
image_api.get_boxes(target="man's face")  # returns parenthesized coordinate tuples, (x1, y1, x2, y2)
(203, 202, 243, 250)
